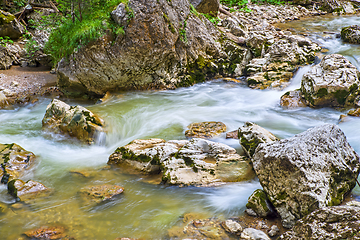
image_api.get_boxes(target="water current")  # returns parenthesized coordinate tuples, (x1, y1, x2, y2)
(1, 14, 360, 239)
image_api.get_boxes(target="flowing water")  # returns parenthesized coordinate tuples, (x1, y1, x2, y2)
(1, 15, 360, 239)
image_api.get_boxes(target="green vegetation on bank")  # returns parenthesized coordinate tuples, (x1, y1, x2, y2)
(220, 0, 283, 12)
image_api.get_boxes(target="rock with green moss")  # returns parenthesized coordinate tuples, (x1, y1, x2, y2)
(79, 184, 124, 205)
(301, 54, 360, 108)
(7, 179, 51, 202)
(0, 10, 25, 39)
(42, 99, 105, 144)
(185, 121, 227, 139)
(320, 0, 355, 14)
(341, 25, 360, 44)
(0, 143, 36, 185)
(246, 189, 275, 217)
(162, 138, 254, 186)
(238, 122, 278, 158)
(108, 138, 188, 174)
(252, 124, 360, 228)
(278, 205, 360, 239)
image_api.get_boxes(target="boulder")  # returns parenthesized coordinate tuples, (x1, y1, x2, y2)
(162, 138, 254, 186)
(185, 121, 227, 139)
(79, 184, 124, 204)
(225, 130, 238, 139)
(280, 90, 307, 108)
(321, 0, 355, 14)
(111, 3, 129, 27)
(108, 139, 187, 174)
(252, 124, 360, 228)
(246, 189, 275, 217)
(240, 228, 270, 240)
(278, 205, 360, 239)
(7, 179, 50, 201)
(238, 122, 278, 157)
(190, 0, 219, 16)
(301, 54, 360, 107)
(0, 10, 25, 39)
(42, 99, 105, 144)
(348, 107, 360, 117)
(0, 143, 36, 184)
(341, 25, 360, 44)
(24, 225, 68, 240)
(57, 0, 249, 97)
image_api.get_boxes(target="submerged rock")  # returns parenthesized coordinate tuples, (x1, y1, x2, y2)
(42, 99, 105, 144)
(238, 122, 278, 157)
(341, 25, 360, 44)
(185, 121, 227, 139)
(23, 225, 68, 240)
(79, 184, 124, 204)
(0, 143, 36, 184)
(278, 205, 360, 239)
(7, 179, 50, 201)
(301, 54, 360, 107)
(252, 124, 360, 228)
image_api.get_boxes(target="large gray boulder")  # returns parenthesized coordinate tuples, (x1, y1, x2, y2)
(341, 25, 360, 44)
(252, 124, 360, 228)
(57, 0, 249, 97)
(301, 54, 360, 107)
(279, 205, 360, 239)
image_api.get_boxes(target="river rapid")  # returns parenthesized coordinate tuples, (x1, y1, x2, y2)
(1, 15, 360, 239)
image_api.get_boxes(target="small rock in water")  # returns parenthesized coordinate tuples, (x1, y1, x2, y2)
(23, 225, 68, 240)
(7, 179, 50, 202)
(185, 121, 227, 139)
(79, 184, 124, 204)
(268, 225, 280, 237)
(241, 228, 270, 240)
(222, 219, 243, 235)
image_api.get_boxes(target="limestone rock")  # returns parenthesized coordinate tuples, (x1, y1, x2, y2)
(301, 54, 360, 107)
(0, 143, 36, 184)
(57, 0, 248, 97)
(7, 179, 50, 201)
(321, 0, 355, 14)
(278, 205, 360, 239)
(268, 225, 279, 237)
(163, 138, 254, 186)
(108, 139, 187, 174)
(240, 228, 270, 240)
(222, 16, 248, 37)
(238, 122, 278, 157)
(24, 225, 68, 240)
(246, 189, 275, 217)
(341, 25, 360, 44)
(190, 0, 220, 16)
(222, 219, 242, 235)
(185, 121, 227, 139)
(42, 99, 105, 144)
(252, 124, 360, 228)
(226, 130, 238, 139)
(111, 3, 128, 27)
(348, 108, 360, 117)
(280, 90, 307, 108)
(79, 184, 124, 204)
(0, 10, 25, 39)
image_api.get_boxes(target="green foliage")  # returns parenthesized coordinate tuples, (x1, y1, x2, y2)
(220, 0, 251, 12)
(252, 0, 284, 5)
(179, 20, 187, 43)
(25, 38, 40, 58)
(0, 36, 14, 47)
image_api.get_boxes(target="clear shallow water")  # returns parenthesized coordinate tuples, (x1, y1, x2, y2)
(1, 15, 360, 239)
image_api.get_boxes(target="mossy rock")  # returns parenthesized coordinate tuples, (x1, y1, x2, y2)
(246, 189, 275, 217)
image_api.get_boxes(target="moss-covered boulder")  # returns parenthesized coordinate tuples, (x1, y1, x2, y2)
(238, 122, 278, 158)
(341, 25, 360, 44)
(301, 54, 360, 107)
(246, 189, 275, 218)
(280, 90, 307, 109)
(0, 143, 36, 184)
(278, 205, 360, 239)
(185, 121, 227, 139)
(79, 184, 124, 204)
(0, 10, 25, 39)
(7, 179, 51, 202)
(252, 124, 360, 228)
(42, 99, 105, 144)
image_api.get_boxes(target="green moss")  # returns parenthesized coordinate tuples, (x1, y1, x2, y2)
(276, 191, 288, 201)
(246, 189, 270, 215)
(284, 91, 290, 96)
(7, 179, 18, 197)
(162, 13, 175, 34)
(115, 147, 161, 165)
(349, 83, 358, 93)
(0, 13, 15, 24)
(334, 90, 349, 105)
(247, 79, 259, 86)
(161, 172, 171, 183)
(316, 88, 328, 98)
(240, 137, 261, 157)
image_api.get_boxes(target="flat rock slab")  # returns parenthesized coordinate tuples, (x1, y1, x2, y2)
(185, 121, 227, 139)
(79, 184, 124, 204)
(252, 124, 360, 228)
(8, 179, 50, 202)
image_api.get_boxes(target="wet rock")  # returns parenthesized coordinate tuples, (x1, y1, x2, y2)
(0, 10, 25, 39)
(301, 54, 360, 107)
(238, 122, 278, 157)
(280, 90, 307, 108)
(163, 138, 254, 186)
(246, 189, 275, 217)
(225, 130, 238, 139)
(341, 25, 360, 44)
(321, 0, 355, 14)
(190, 0, 220, 16)
(348, 108, 360, 117)
(252, 124, 360, 228)
(42, 99, 105, 144)
(222, 219, 242, 235)
(0, 143, 36, 184)
(278, 205, 360, 240)
(185, 121, 227, 139)
(7, 179, 50, 201)
(57, 0, 248, 97)
(241, 228, 270, 240)
(268, 225, 279, 237)
(245, 208, 258, 217)
(23, 225, 68, 240)
(108, 139, 187, 174)
(0, 202, 7, 214)
(79, 184, 124, 204)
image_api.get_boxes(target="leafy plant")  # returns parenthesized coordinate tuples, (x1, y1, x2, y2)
(220, 0, 251, 12)
(179, 20, 187, 43)
(25, 38, 40, 58)
(0, 36, 14, 47)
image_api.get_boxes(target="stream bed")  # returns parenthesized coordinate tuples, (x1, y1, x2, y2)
(1, 14, 360, 239)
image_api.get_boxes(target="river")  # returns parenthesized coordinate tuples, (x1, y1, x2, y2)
(0, 14, 360, 239)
